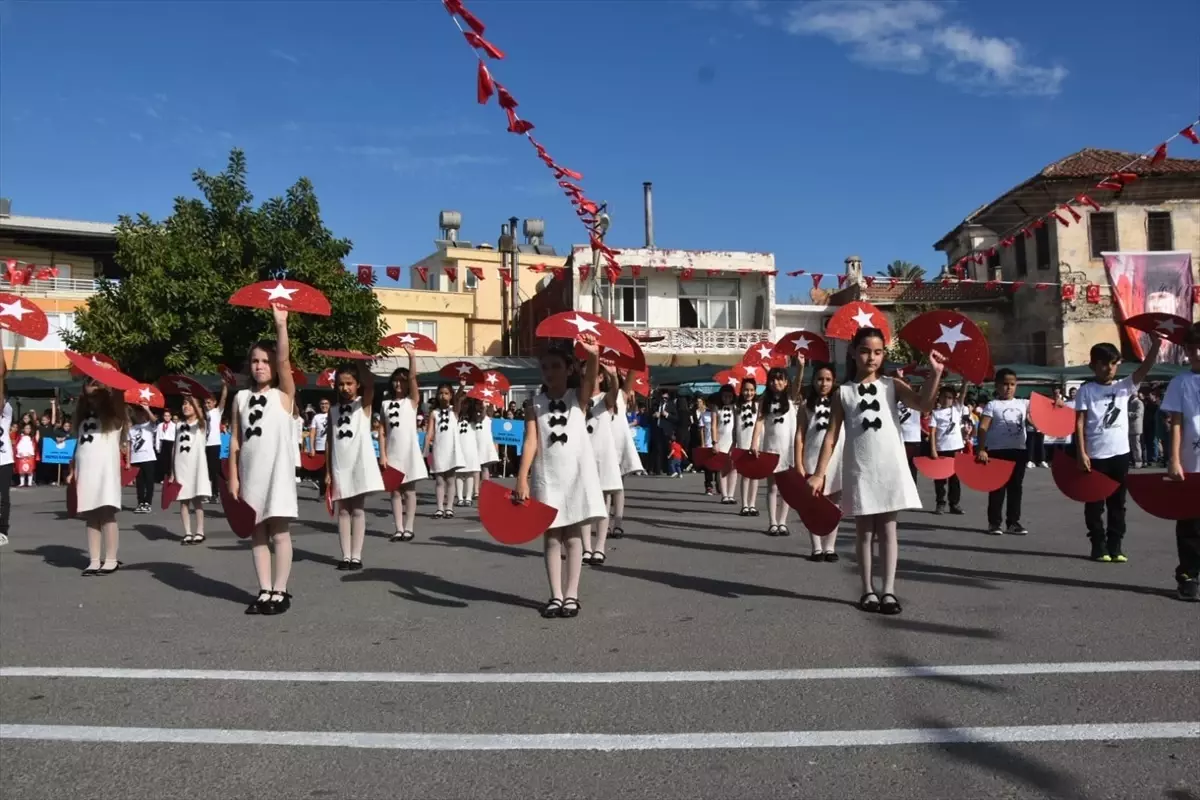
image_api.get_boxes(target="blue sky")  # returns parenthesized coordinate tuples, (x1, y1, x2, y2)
(1, 0, 1197, 302)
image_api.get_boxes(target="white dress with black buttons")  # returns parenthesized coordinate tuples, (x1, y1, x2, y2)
(733, 401, 758, 451)
(74, 415, 122, 514)
(330, 398, 385, 501)
(588, 394, 624, 492)
(172, 420, 210, 502)
(456, 416, 481, 473)
(235, 388, 299, 522)
(530, 391, 606, 529)
(714, 405, 735, 454)
(428, 408, 463, 475)
(474, 418, 498, 466)
(837, 377, 919, 516)
(612, 393, 642, 475)
(383, 399, 428, 484)
(802, 397, 843, 495)
(759, 398, 797, 473)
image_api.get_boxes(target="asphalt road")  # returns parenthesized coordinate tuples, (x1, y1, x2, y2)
(1, 468, 1197, 800)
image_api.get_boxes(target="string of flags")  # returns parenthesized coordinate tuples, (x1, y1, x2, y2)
(2, 259, 62, 285)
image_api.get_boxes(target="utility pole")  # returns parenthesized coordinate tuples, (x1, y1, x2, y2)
(507, 216, 520, 356)
(498, 221, 516, 356)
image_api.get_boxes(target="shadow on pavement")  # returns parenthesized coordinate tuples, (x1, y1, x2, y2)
(620, 529, 806, 560)
(881, 653, 1006, 694)
(899, 558, 1170, 599)
(341, 567, 538, 610)
(872, 618, 1001, 640)
(133, 523, 183, 543)
(421, 535, 538, 558)
(14, 544, 89, 569)
(125, 561, 255, 605)
(902, 537, 1091, 562)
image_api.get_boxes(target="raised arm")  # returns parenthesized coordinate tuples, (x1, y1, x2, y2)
(360, 362, 375, 416)
(272, 305, 294, 413)
(1131, 336, 1162, 385)
(895, 352, 947, 413)
(404, 347, 421, 409)
(577, 340, 600, 410)
(602, 365, 619, 412)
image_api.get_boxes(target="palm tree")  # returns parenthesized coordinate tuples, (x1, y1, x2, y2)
(884, 260, 925, 280)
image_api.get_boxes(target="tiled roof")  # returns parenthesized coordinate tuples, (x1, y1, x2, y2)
(1039, 148, 1200, 179)
(831, 281, 1012, 306)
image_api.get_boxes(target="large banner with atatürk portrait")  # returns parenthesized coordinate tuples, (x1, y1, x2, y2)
(1103, 250, 1195, 364)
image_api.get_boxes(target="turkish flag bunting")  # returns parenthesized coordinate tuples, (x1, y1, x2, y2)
(888, 278, 898, 289)
(416, 266, 429, 285)
(552, 165, 583, 181)
(445, 268, 458, 283)
(707, 269, 719, 277)
(630, 265, 641, 278)
(606, 266, 620, 284)
(1086, 284, 1101, 304)
(476, 61, 494, 104)
(468, 267, 484, 281)
(984, 280, 999, 290)
(529, 264, 545, 273)
(837, 275, 847, 287)
(681, 268, 694, 280)
(1050, 210, 1069, 226)
(499, 268, 512, 285)
(941, 277, 951, 288)
(1010, 281, 1025, 292)
(579, 266, 590, 281)
(786, 270, 805, 277)
(913, 277, 924, 288)
(1034, 283, 1049, 291)
(1062, 284, 1076, 301)
(1062, 204, 1082, 223)
(1150, 143, 1167, 164)
(1022, 227, 1033, 239)
(443, 0, 487, 35)
(552, 268, 564, 280)
(496, 84, 518, 110)
(386, 266, 401, 281)
(1000, 237, 1013, 248)
(464, 31, 505, 59)
(1182, 126, 1200, 144)
(1096, 178, 1124, 191)
(1034, 219, 1045, 229)
(654, 265, 668, 273)
(356, 265, 374, 286)
(1076, 194, 1101, 211)
(865, 276, 875, 287)
(811, 274, 822, 288)
(505, 108, 533, 134)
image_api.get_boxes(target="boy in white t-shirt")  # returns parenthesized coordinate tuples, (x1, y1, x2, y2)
(929, 385, 967, 515)
(976, 368, 1030, 536)
(1075, 338, 1161, 562)
(1162, 322, 1200, 602)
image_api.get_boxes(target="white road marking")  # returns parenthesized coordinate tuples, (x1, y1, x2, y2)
(1, 660, 1197, 684)
(2, 722, 1195, 751)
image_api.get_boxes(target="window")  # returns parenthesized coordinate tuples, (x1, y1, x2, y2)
(1088, 212, 1117, 258)
(464, 267, 478, 290)
(1031, 331, 1048, 366)
(407, 320, 437, 343)
(986, 248, 1001, 271)
(605, 278, 647, 327)
(1014, 238, 1028, 276)
(1, 312, 76, 351)
(1035, 225, 1051, 270)
(679, 279, 738, 329)
(1147, 212, 1174, 251)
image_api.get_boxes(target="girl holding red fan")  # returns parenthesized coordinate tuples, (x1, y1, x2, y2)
(807, 327, 945, 614)
(751, 365, 802, 537)
(228, 305, 300, 615)
(582, 364, 624, 565)
(711, 383, 738, 504)
(474, 401, 499, 493)
(515, 340, 607, 619)
(424, 382, 464, 518)
(800, 361, 843, 560)
(380, 347, 428, 542)
(171, 394, 210, 545)
(734, 378, 760, 517)
(67, 375, 129, 576)
(1162, 322, 1200, 602)
(326, 362, 385, 570)
(454, 395, 482, 508)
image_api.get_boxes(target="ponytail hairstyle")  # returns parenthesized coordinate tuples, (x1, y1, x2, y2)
(759, 367, 790, 416)
(805, 362, 838, 411)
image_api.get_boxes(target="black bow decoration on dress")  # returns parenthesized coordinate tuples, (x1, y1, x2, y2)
(548, 433, 568, 445)
(249, 395, 268, 409)
(773, 416, 785, 424)
(340, 404, 353, 415)
(549, 399, 568, 414)
(586, 423, 594, 434)
(244, 427, 263, 439)
(337, 430, 353, 439)
(80, 435, 94, 444)
(858, 384, 877, 396)
(548, 415, 568, 428)
(862, 418, 882, 431)
(858, 399, 880, 412)
(249, 410, 263, 425)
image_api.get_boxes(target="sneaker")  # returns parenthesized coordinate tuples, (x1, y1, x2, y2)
(949, 505, 965, 515)
(1090, 540, 1108, 561)
(935, 503, 947, 515)
(1111, 553, 1128, 563)
(0, 533, 8, 546)
(1026, 461, 1036, 468)
(1006, 523, 1029, 536)
(1098, 554, 1113, 563)
(986, 525, 1003, 536)
(1037, 462, 1049, 468)
(1177, 577, 1200, 602)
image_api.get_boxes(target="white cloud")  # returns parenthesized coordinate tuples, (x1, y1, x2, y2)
(129, 132, 143, 142)
(776, 1, 1066, 95)
(269, 49, 299, 65)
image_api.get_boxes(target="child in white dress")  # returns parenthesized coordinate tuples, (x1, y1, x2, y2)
(67, 378, 127, 576)
(15, 425, 35, 487)
(424, 382, 464, 518)
(516, 341, 606, 619)
(474, 402, 499, 494)
(605, 370, 641, 539)
(381, 347, 428, 542)
(711, 383, 738, 504)
(171, 394, 211, 545)
(454, 395, 482, 507)
(582, 364, 623, 565)
(327, 361, 384, 569)
(751, 366, 802, 537)
(801, 362, 844, 560)
(228, 304, 300, 616)
(734, 378, 761, 516)
(808, 327, 944, 615)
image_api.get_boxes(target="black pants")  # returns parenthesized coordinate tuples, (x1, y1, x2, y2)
(986, 449, 1027, 527)
(206, 445, 221, 497)
(0, 463, 11, 535)
(1083, 453, 1130, 549)
(135, 460, 156, 506)
(1176, 518, 1200, 581)
(703, 468, 718, 490)
(649, 428, 667, 475)
(905, 442, 920, 482)
(157, 445, 174, 484)
(934, 448, 962, 506)
(1026, 432, 1045, 465)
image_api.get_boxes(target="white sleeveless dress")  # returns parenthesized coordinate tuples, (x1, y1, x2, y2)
(759, 398, 797, 473)
(714, 405, 735, 454)
(612, 393, 642, 475)
(837, 377, 919, 515)
(456, 416, 481, 473)
(530, 390, 606, 529)
(474, 418, 498, 465)
(383, 398, 428, 484)
(330, 398, 385, 501)
(235, 388, 299, 522)
(802, 397, 843, 495)
(587, 394, 624, 492)
(74, 415, 122, 514)
(428, 408, 463, 474)
(172, 420, 210, 502)
(733, 402, 758, 450)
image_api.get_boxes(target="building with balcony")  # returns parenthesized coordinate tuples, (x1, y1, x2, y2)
(934, 148, 1200, 366)
(0, 202, 116, 371)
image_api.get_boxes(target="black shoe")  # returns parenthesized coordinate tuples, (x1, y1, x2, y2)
(559, 597, 580, 618)
(1177, 577, 1200, 602)
(935, 503, 947, 515)
(582, 550, 595, 565)
(540, 598, 563, 618)
(809, 551, 825, 562)
(1089, 538, 1107, 561)
(858, 592, 880, 612)
(823, 552, 839, 563)
(878, 593, 902, 615)
(336, 559, 352, 571)
(986, 525, 1004, 536)
(81, 565, 101, 577)
(949, 506, 964, 515)
(97, 561, 122, 575)
(591, 552, 606, 566)
(748, 507, 759, 517)
(266, 591, 292, 614)
(245, 589, 272, 615)
(1006, 522, 1029, 536)
(348, 560, 363, 571)
(609, 526, 624, 539)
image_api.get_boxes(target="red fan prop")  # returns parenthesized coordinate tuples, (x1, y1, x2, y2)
(124, 383, 166, 409)
(742, 341, 788, 369)
(314, 348, 375, 361)
(954, 452, 1015, 493)
(731, 449, 780, 480)
(158, 375, 212, 400)
(66, 481, 77, 518)
(467, 385, 504, 407)
(217, 364, 238, 386)
(299, 452, 325, 472)
(478, 479, 557, 545)
(0, 292, 49, 341)
(316, 368, 337, 388)
(479, 370, 511, 391)
(731, 363, 767, 386)
(898, 310, 991, 385)
(68, 352, 119, 379)
(629, 370, 650, 397)
(218, 479, 257, 538)
(825, 301, 892, 344)
(1126, 473, 1200, 521)
(160, 479, 182, 510)
(913, 456, 956, 481)
(64, 351, 140, 392)
(692, 446, 716, 470)
(535, 311, 633, 356)
(1123, 312, 1191, 346)
(1030, 393, 1075, 438)
(575, 333, 647, 372)
(773, 330, 831, 363)
(122, 466, 139, 486)
(228, 280, 331, 316)
(712, 370, 741, 389)
(440, 361, 485, 382)
(1050, 450, 1119, 503)
(382, 466, 407, 494)
(379, 331, 438, 351)
(290, 366, 309, 387)
(706, 449, 734, 474)
(775, 469, 842, 537)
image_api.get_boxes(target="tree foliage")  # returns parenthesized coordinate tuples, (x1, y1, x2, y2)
(66, 149, 385, 380)
(884, 260, 926, 280)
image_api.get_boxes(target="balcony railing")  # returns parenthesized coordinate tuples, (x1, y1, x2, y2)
(624, 327, 771, 353)
(0, 277, 101, 297)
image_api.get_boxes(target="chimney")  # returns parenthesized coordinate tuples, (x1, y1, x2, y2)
(642, 182, 654, 248)
(844, 255, 863, 285)
(522, 218, 545, 245)
(0, 198, 11, 218)
(438, 210, 461, 243)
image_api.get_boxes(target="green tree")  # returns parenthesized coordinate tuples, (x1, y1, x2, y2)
(66, 150, 385, 379)
(883, 260, 926, 280)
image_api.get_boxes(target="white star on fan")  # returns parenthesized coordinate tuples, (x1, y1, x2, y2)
(724, 375, 740, 387)
(934, 322, 972, 352)
(755, 344, 774, 360)
(480, 388, 494, 398)
(1155, 318, 1182, 334)
(263, 283, 298, 301)
(455, 363, 474, 376)
(323, 369, 336, 382)
(565, 314, 600, 335)
(397, 333, 418, 345)
(174, 378, 193, 391)
(485, 373, 499, 385)
(138, 387, 153, 402)
(0, 300, 29, 321)
(790, 334, 811, 352)
(851, 309, 876, 328)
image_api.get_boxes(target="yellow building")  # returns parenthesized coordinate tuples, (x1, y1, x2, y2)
(0, 206, 117, 372)
(378, 213, 566, 357)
